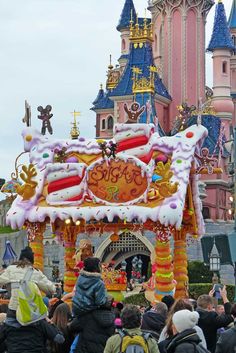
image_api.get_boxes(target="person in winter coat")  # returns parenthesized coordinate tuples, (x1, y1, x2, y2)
(0, 318, 64, 353)
(158, 299, 206, 353)
(51, 303, 73, 353)
(104, 304, 160, 353)
(69, 298, 115, 353)
(215, 303, 236, 353)
(166, 310, 208, 353)
(196, 286, 233, 353)
(72, 257, 108, 316)
(141, 302, 168, 340)
(0, 246, 55, 315)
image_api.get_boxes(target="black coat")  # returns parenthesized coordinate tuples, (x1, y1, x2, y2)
(141, 310, 166, 340)
(0, 320, 64, 353)
(69, 309, 115, 353)
(196, 302, 233, 353)
(215, 323, 236, 353)
(166, 329, 203, 353)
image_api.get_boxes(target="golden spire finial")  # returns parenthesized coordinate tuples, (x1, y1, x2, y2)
(70, 110, 81, 139)
(108, 54, 113, 70)
(100, 83, 103, 90)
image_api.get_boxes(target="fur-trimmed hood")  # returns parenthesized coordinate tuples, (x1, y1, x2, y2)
(77, 270, 102, 290)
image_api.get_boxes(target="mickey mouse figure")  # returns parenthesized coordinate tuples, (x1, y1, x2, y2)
(124, 102, 145, 124)
(37, 105, 53, 135)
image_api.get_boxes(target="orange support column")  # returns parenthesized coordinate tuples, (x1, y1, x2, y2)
(155, 237, 175, 301)
(29, 222, 46, 272)
(173, 230, 189, 298)
(63, 225, 79, 293)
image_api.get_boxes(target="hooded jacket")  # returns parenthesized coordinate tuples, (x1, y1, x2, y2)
(166, 329, 208, 353)
(196, 302, 233, 353)
(0, 264, 55, 311)
(104, 327, 160, 353)
(69, 308, 115, 353)
(72, 270, 107, 315)
(141, 310, 166, 339)
(215, 322, 236, 353)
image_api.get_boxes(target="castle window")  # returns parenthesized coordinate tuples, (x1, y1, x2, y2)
(232, 35, 236, 55)
(222, 61, 227, 74)
(202, 206, 210, 219)
(107, 116, 114, 130)
(155, 34, 158, 52)
(122, 39, 126, 51)
(101, 119, 106, 130)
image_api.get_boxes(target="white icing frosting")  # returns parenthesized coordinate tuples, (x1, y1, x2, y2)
(6, 124, 208, 238)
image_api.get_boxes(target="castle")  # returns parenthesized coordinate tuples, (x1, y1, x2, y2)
(92, 0, 235, 224)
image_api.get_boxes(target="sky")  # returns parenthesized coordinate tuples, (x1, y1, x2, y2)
(0, 0, 233, 193)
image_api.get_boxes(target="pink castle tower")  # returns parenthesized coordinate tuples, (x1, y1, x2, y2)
(207, 0, 235, 123)
(229, 0, 236, 125)
(148, 0, 214, 125)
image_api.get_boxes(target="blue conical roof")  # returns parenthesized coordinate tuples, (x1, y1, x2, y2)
(117, 0, 137, 32)
(229, 0, 236, 29)
(207, 1, 235, 51)
(92, 85, 104, 105)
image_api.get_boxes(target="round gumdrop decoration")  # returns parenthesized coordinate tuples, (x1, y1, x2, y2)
(176, 159, 182, 164)
(43, 153, 49, 158)
(170, 203, 177, 209)
(25, 135, 32, 142)
(152, 174, 162, 183)
(65, 156, 78, 163)
(186, 131, 194, 138)
(155, 153, 168, 164)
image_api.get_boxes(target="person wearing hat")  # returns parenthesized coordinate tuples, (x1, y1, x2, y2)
(165, 310, 209, 353)
(0, 246, 55, 317)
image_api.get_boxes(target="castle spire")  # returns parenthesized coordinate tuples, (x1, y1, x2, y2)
(207, 0, 235, 51)
(229, 0, 236, 30)
(117, 0, 137, 32)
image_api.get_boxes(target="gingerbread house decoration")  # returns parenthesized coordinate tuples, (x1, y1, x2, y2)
(6, 120, 215, 298)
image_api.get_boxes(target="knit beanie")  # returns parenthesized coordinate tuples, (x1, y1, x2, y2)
(19, 246, 34, 264)
(172, 310, 199, 333)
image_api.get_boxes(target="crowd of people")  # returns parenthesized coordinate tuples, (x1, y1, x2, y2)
(0, 246, 235, 353)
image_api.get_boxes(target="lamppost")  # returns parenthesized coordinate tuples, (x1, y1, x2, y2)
(209, 238, 221, 284)
(137, 258, 143, 283)
(227, 126, 236, 301)
(121, 259, 127, 272)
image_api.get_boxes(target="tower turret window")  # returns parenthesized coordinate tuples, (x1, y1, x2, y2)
(107, 115, 114, 130)
(122, 39, 126, 51)
(222, 61, 227, 74)
(101, 119, 106, 130)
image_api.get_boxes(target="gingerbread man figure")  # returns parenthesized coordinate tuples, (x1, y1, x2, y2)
(195, 147, 217, 174)
(124, 102, 145, 124)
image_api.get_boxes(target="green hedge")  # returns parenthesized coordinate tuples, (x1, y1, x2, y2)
(123, 284, 236, 305)
(0, 226, 18, 234)
(189, 283, 235, 303)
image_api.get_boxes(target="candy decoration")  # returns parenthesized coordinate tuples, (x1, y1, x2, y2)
(186, 131, 194, 138)
(64, 241, 77, 293)
(173, 233, 189, 298)
(25, 135, 32, 142)
(155, 238, 175, 301)
(29, 223, 46, 271)
(152, 174, 162, 183)
(43, 153, 49, 158)
(155, 154, 168, 164)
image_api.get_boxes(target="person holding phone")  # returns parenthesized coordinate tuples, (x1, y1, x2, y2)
(196, 286, 233, 353)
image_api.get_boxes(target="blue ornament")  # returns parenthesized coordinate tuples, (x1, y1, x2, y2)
(152, 174, 162, 182)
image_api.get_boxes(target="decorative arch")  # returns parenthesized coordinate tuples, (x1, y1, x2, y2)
(107, 115, 114, 130)
(95, 230, 154, 265)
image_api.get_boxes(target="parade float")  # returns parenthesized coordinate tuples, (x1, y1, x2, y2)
(4, 103, 222, 300)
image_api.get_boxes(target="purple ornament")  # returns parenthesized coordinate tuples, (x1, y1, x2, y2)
(155, 153, 168, 164)
(170, 203, 177, 209)
(79, 137, 85, 142)
(65, 156, 78, 163)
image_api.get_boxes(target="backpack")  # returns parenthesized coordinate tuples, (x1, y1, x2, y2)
(192, 343, 211, 353)
(13, 268, 48, 326)
(119, 330, 150, 353)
